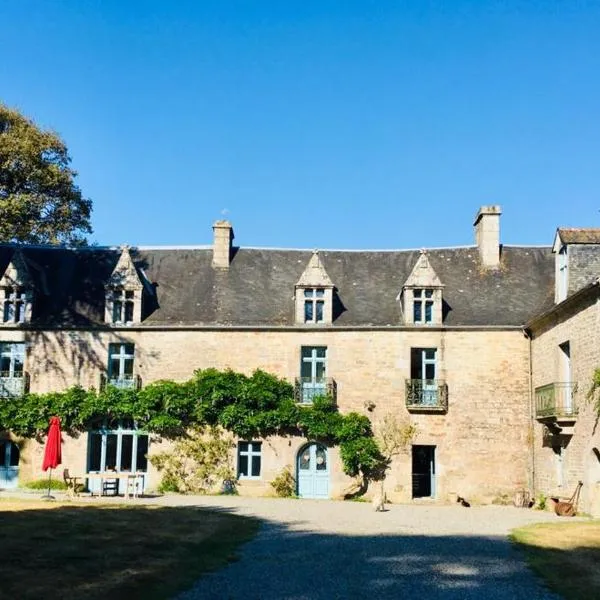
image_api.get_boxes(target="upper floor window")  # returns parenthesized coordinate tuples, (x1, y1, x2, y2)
(2, 287, 30, 324)
(112, 289, 135, 324)
(0, 342, 26, 397)
(405, 347, 447, 411)
(413, 289, 434, 324)
(304, 288, 325, 323)
(107, 343, 136, 389)
(297, 346, 327, 403)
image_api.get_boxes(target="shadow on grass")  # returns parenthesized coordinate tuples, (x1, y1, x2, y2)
(510, 523, 600, 600)
(2, 500, 581, 600)
(0, 503, 259, 600)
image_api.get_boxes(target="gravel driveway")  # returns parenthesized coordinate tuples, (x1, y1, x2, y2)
(144, 495, 567, 600)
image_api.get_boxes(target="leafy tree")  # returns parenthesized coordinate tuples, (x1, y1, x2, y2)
(0, 103, 92, 245)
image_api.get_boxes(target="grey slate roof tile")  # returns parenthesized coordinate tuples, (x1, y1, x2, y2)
(0, 244, 555, 328)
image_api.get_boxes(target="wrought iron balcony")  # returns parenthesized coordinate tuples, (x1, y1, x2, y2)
(535, 382, 577, 420)
(0, 371, 29, 398)
(100, 373, 142, 392)
(405, 379, 448, 413)
(294, 377, 337, 404)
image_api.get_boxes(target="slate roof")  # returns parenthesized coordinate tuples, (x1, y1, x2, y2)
(0, 244, 555, 328)
(557, 228, 600, 244)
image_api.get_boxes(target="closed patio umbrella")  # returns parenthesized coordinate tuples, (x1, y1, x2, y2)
(42, 416, 62, 500)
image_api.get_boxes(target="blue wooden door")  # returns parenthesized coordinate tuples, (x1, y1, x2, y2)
(0, 441, 19, 489)
(297, 443, 329, 499)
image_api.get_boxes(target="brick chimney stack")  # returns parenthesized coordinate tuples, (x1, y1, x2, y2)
(474, 206, 501, 269)
(212, 220, 234, 270)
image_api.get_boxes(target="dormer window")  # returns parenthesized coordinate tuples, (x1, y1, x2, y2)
(111, 289, 135, 324)
(0, 250, 34, 326)
(295, 251, 335, 325)
(400, 252, 444, 326)
(413, 289, 434, 324)
(304, 288, 325, 323)
(2, 287, 30, 324)
(105, 246, 144, 325)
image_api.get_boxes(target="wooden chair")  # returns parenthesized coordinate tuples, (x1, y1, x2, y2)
(63, 469, 84, 498)
(102, 478, 119, 496)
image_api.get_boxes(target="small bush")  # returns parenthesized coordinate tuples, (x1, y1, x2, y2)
(535, 493, 547, 511)
(23, 479, 68, 491)
(270, 466, 296, 498)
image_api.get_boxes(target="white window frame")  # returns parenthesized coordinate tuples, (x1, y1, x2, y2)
(300, 346, 327, 403)
(303, 288, 325, 323)
(2, 287, 30, 324)
(108, 343, 135, 387)
(413, 289, 434, 324)
(111, 288, 136, 324)
(410, 347, 438, 405)
(87, 419, 149, 474)
(237, 441, 262, 479)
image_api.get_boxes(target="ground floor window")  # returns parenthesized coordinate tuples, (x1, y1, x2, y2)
(237, 441, 261, 479)
(87, 419, 148, 474)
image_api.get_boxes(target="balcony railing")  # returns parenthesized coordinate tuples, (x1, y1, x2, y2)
(100, 373, 142, 392)
(535, 382, 577, 419)
(294, 377, 337, 404)
(405, 379, 448, 412)
(0, 371, 29, 398)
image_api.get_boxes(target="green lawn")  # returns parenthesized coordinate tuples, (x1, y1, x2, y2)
(510, 520, 600, 600)
(0, 499, 259, 599)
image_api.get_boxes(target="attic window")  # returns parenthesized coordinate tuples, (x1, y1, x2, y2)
(413, 289, 434, 324)
(112, 289, 135, 324)
(2, 287, 30, 324)
(304, 288, 325, 323)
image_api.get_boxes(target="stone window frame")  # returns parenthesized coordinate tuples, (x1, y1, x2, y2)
(1, 286, 32, 324)
(295, 286, 334, 325)
(110, 288, 136, 324)
(105, 286, 142, 325)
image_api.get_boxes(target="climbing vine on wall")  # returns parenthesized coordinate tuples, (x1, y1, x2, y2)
(0, 368, 386, 481)
(587, 367, 600, 415)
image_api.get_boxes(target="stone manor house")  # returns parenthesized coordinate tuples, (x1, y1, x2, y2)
(0, 206, 599, 513)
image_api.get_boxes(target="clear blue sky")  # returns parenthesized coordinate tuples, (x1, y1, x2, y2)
(2, 1, 600, 249)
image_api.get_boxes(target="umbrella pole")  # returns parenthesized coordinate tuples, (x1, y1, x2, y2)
(41, 468, 55, 501)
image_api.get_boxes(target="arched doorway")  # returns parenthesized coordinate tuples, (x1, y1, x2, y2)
(0, 440, 20, 489)
(297, 443, 329, 499)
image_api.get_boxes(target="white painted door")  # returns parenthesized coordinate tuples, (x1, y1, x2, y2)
(0, 441, 19, 489)
(297, 443, 329, 499)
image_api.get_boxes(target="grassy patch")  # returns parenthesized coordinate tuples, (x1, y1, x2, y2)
(0, 499, 259, 599)
(22, 478, 68, 490)
(510, 520, 600, 600)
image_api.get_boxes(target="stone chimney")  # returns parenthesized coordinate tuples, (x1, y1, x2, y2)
(212, 220, 234, 269)
(474, 205, 502, 269)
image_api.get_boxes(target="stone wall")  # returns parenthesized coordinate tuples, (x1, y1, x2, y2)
(531, 294, 600, 516)
(9, 327, 530, 503)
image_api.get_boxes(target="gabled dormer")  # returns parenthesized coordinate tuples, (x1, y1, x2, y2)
(105, 246, 144, 325)
(553, 228, 600, 303)
(295, 251, 335, 325)
(0, 249, 33, 325)
(400, 251, 444, 325)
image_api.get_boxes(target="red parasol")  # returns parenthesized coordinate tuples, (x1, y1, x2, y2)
(41, 416, 62, 499)
(43, 416, 62, 471)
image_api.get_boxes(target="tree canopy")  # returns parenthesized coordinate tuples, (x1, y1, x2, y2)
(0, 104, 92, 245)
